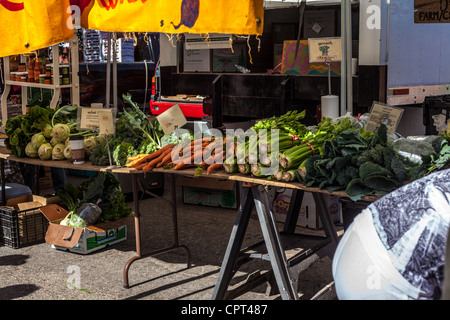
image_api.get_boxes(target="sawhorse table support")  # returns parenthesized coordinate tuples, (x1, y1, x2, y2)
(212, 182, 340, 300)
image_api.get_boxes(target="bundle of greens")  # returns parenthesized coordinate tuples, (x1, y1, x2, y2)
(252, 110, 308, 138)
(90, 93, 164, 166)
(5, 104, 96, 159)
(5, 105, 55, 157)
(57, 172, 133, 226)
(300, 124, 407, 201)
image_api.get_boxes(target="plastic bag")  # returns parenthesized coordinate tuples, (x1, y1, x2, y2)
(392, 137, 437, 166)
(66, 203, 102, 228)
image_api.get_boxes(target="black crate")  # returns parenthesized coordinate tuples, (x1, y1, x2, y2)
(0, 206, 48, 248)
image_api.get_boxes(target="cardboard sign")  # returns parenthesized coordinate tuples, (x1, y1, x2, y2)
(308, 37, 342, 63)
(365, 102, 404, 135)
(98, 109, 115, 135)
(156, 104, 187, 136)
(281, 40, 341, 76)
(78, 107, 114, 132)
(414, 0, 450, 23)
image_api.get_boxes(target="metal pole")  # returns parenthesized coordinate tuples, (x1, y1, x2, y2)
(346, 0, 353, 115)
(106, 33, 111, 108)
(113, 32, 118, 109)
(340, 0, 347, 116)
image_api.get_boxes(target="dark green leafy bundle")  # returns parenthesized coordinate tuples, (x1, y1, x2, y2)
(5, 114, 28, 157)
(89, 142, 110, 166)
(112, 141, 137, 167)
(51, 104, 78, 128)
(302, 124, 407, 201)
(57, 172, 133, 224)
(25, 105, 54, 135)
(5, 105, 55, 157)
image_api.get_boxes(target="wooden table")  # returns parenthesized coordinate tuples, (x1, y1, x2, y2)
(1, 149, 378, 298)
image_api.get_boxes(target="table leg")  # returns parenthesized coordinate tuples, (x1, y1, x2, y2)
(123, 174, 141, 288)
(212, 182, 255, 300)
(282, 189, 304, 234)
(312, 192, 339, 257)
(123, 173, 192, 288)
(1, 158, 5, 206)
(252, 185, 298, 300)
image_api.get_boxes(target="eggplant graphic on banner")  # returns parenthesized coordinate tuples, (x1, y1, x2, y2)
(171, 0, 200, 29)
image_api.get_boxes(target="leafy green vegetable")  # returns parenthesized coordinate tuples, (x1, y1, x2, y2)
(252, 110, 308, 137)
(57, 172, 133, 225)
(302, 124, 406, 201)
(113, 141, 137, 167)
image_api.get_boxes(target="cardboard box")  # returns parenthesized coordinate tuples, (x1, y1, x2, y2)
(177, 175, 238, 209)
(273, 189, 341, 230)
(40, 204, 128, 254)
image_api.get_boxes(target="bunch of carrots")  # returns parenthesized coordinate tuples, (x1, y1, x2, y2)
(125, 137, 235, 175)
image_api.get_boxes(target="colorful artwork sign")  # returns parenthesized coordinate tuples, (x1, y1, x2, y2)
(281, 40, 341, 76)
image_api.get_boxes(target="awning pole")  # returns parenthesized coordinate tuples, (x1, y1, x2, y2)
(106, 32, 112, 108)
(340, 0, 347, 116)
(113, 32, 118, 109)
(346, 0, 353, 115)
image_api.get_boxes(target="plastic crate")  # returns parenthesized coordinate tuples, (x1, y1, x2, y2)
(0, 206, 48, 248)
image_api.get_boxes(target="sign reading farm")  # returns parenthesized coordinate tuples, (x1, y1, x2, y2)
(414, 0, 450, 23)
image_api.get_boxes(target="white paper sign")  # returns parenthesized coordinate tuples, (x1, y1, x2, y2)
(156, 104, 187, 136)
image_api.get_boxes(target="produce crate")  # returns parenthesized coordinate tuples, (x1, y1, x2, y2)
(0, 205, 48, 248)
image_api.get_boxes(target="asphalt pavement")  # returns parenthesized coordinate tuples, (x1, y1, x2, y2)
(0, 172, 338, 303)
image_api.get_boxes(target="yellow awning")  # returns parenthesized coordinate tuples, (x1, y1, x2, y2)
(77, 0, 264, 35)
(0, 0, 74, 58)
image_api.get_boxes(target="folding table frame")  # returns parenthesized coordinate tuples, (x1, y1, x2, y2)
(212, 181, 340, 300)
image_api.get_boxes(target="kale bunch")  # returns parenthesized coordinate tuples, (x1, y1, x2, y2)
(303, 124, 407, 201)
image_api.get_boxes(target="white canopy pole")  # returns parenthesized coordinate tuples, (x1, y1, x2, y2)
(113, 32, 118, 109)
(106, 32, 112, 108)
(345, 0, 353, 115)
(340, 0, 347, 116)
(340, 0, 353, 116)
